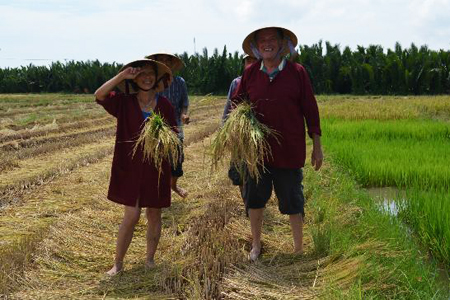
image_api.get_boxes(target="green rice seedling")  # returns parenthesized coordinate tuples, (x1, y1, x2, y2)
(133, 113, 180, 177)
(321, 119, 450, 190)
(397, 188, 450, 266)
(311, 207, 332, 256)
(312, 222, 332, 256)
(209, 101, 278, 181)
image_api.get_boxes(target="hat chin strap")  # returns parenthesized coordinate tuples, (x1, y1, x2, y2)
(136, 74, 169, 93)
(274, 46, 284, 60)
(138, 86, 152, 92)
(250, 43, 262, 59)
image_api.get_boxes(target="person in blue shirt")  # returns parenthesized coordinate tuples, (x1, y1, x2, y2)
(146, 53, 190, 199)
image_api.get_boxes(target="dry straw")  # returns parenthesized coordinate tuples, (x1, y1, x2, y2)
(210, 101, 278, 181)
(133, 113, 180, 177)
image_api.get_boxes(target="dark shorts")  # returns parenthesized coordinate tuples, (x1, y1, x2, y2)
(171, 140, 184, 177)
(228, 163, 244, 186)
(242, 167, 305, 216)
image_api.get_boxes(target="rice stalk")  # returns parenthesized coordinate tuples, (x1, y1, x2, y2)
(133, 113, 180, 177)
(209, 102, 278, 181)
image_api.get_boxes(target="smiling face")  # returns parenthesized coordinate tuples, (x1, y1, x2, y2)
(255, 28, 283, 61)
(133, 65, 156, 90)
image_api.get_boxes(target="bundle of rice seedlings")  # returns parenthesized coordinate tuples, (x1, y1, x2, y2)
(210, 101, 278, 181)
(133, 113, 180, 177)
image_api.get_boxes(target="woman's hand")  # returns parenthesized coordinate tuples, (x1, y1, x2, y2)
(120, 67, 142, 80)
(95, 67, 142, 101)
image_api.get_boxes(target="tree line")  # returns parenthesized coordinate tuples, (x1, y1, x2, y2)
(1, 42, 449, 95)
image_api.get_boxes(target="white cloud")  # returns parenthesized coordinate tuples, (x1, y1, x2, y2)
(0, 0, 449, 68)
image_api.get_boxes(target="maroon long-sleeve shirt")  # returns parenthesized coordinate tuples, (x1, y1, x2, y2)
(96, 92, 177, 208)
(232, 60, 321, 169)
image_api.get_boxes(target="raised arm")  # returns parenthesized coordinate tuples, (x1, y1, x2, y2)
(94, 67, 142, 101)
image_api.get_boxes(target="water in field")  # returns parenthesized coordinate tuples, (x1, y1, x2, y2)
(368, 187, 450, 290)
(367, 187, 405, 216)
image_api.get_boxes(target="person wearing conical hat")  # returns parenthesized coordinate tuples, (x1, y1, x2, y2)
(231, 26, 323, 261)
(146, 52, 189, 199)
(95, 59, 177, 275)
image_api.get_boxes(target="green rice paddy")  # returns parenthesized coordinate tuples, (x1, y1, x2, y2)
(320, 96, 450, 267)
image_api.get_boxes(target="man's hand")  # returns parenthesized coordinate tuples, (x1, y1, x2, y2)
(181, 113, 190, 124)
(311, 134, 323, 171)
(311, 146, 323, 171)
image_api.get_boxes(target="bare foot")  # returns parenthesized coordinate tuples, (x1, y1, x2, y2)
(172, 185, 188, 198)
(248, 247, 261, 262)
(145, 260, 156, 270)
(106, 262, 123, 276)
(294, 248, 304, 255)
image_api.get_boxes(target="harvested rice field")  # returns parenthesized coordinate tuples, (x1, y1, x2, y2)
(0, 94, 448, 299)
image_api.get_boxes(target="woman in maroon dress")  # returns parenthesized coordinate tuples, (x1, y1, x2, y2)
(95, 59, 176, 275)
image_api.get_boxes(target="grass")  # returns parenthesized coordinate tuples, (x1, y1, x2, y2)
(0, 154, 113, 295)
(0, 138, 114, 207)
(319, 95, 450, 295)
(305, 159, 446, 299)
(317, 95, 450, 121)
(0, 93, 93, 107)
(0, 95, 229, 298)
(0, 125, 115, 173)
(0, 106, 104, 132)
(0, 94, 449, 299)
(398, 188, 450, 266)
(321, 119, 450, 189)
(0, 115, 113, 143)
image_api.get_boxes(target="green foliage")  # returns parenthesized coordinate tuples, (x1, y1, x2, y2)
(2, 43, 450, 95)
(297, 41, 450, 95)
(177, 46, 242, 95)
(0, 60, 120, 94)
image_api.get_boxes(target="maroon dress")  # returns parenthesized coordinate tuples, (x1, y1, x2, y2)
(96, 92, 177, 208)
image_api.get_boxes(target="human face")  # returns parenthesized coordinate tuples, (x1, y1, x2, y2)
(158, 55, 173, 70)
(134, 65, 156, 90)
(255, 28, 283, 61)
(244, 56, 257, 68)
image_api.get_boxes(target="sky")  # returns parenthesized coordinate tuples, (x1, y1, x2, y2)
(1, 0, 450, 68)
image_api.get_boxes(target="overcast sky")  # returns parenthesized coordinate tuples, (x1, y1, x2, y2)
(1, 0, 450, 68)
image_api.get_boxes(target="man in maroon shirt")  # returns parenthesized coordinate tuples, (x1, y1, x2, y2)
(232, 26, 323, 261)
